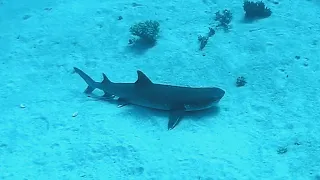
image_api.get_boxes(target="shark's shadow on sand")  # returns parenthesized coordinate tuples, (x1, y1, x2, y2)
(74, 67, 225, 130)
(87, 93, 221, 129)
(121, 105, 221, 129)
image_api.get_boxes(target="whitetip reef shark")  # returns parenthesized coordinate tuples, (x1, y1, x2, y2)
(73, 67, 225, 130)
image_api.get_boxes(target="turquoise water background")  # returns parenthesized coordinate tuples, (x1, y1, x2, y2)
(1, 0, 319, 179)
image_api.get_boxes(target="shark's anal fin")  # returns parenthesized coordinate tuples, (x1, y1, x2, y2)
(168, 108, 185, 130)
(102, 92, 115, 100)
(117, 98, 129, 108)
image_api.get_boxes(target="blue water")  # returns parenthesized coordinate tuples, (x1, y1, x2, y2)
(1, 0, 320, 179)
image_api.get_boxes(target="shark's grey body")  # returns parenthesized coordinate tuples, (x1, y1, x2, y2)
(74, 67, 225, 130)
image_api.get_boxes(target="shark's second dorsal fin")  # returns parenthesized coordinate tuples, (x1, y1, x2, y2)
(102, 73, 111, 84)
(135, 70, 153, 86)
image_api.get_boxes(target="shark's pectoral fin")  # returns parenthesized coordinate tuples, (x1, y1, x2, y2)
(168, 109, 185, 130)
(117, 98, 129, 108)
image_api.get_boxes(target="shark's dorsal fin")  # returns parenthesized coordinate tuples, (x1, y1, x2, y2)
(135, 70, 153, 86)
(102, 73, 111, 84)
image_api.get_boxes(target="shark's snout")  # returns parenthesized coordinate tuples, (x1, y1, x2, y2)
(209, 88, 225, 104)
(214, 88, 225, 99)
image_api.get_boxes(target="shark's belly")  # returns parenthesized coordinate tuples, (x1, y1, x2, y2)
(183, 102, 218, 111)
(127, 98, 218, 111)
(128, 99, 172, 111)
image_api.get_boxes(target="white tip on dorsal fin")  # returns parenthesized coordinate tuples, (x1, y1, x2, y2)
(135, 70, 153, 86)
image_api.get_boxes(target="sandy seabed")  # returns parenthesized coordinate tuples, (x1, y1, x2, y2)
(1, 0, 320, 179)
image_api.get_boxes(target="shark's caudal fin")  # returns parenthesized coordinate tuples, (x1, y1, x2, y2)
(74, 67, 98, 93)
(74, 67, 112, 94)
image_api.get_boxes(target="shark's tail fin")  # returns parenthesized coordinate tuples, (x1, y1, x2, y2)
(74, 67, 100, 94)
